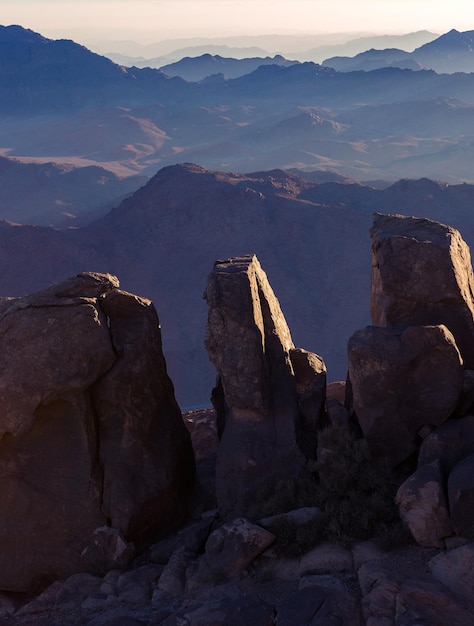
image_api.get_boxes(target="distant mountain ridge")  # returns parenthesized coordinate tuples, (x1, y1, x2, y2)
(106, 45, 272, 69)
(96, 31, 437, 66)
(323, 29, 474, 73)
(4, 25, 474, 183)
(159, 54, 299, 82)
(0, 24, 189, 114)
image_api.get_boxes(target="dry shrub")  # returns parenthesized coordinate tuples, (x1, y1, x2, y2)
(251, 423, 411, 555)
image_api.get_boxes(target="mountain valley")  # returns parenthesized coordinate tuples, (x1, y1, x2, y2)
(3, 26, 474, 184)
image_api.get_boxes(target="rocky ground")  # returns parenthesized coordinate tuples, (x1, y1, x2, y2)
(2, 409, 473, 626)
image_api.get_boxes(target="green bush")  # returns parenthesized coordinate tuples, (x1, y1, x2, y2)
(251, 423, 411, 555)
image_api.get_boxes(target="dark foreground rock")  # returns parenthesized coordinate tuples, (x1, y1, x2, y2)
(0, 272, 195, 593)
(5, 528, 474, 626)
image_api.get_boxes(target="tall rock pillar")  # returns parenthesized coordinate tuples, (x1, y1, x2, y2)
(205, 255, 314, 519)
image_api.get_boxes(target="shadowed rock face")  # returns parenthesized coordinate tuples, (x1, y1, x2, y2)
(204, 255, 325, 519)
(347, 324, 463, 467)
(396, 459, 453, 548)
(0, 272, 195, 593)
(370, 213, 474, 368)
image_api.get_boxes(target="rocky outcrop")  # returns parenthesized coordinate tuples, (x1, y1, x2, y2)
(0, 272, 194, 593)
(347, 324, 463, 466)
(370, 212, 474, 368)
(204, 255, 326, 518)
(418, 414, 474, 471)
(429, 542, 474, 614)
(186, 518, 276, 588)
(6, 532, 474, 625)
(395, 460, 452, 547)
(3, 211, 474, 622)
(359, 553, 474, 626)
(349, 213, 474, 549)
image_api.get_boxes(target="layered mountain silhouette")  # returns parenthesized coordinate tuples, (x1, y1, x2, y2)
(100, 31, 437, 66)
(159, 54, 299, 82)
(323, 29, 474, 73)
(0, 25, 189, 114)
(3, 163, 474, 407)
(3, 25, 474, 183)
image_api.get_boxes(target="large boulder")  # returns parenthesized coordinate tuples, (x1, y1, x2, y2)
(360, 559, 474, 626)
(0, 272, 194, 593)
(395, 460, 452, 547)
(430, 543, 474, 614)
(94, 287, 194, 548)
(418, 415, 474, 472)
(204, 255, 325, 518)
(187, 518, 275, 587)
(347, 324, 463, 466)
(370, 213, 474, 368)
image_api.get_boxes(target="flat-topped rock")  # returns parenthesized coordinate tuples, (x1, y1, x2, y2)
(370, 213, 474, 368)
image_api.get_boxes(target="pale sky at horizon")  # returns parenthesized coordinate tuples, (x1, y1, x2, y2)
(1, 0, 474, 42)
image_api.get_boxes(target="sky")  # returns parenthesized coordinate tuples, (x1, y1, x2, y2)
(1, 0, 474, 43)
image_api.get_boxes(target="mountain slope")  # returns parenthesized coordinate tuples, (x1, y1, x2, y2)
(0, 25, 188, 114)
(0, 157, 147, 226)
(414, 29, 474, 73)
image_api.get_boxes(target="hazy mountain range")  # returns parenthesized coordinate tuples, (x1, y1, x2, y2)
(158, 54, 299, 82)
(100, 31, 438, 66)
(323, 29, 474, 73)
(3, 25, 474, 185)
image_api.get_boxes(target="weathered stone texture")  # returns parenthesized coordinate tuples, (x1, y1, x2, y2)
(290, 347, 326, 457)
(370, 213, 474, 367)
(347, 324, 463, 465)
(430, 542, 474, 613)
(94, 288, 194, 548)
(418, 414, 474, 472)
(204, 255, 324, 518)
(395, 460, 452, 547)
(0, 273, 194, 592)
(188, 518, 275, 586)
